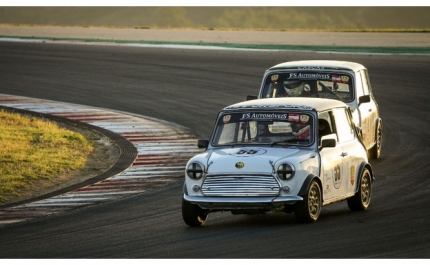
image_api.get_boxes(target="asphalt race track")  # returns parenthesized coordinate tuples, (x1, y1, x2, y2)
(0, 41, 429, 258)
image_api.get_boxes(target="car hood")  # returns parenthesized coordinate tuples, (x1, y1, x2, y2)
(195, 146, 309, 175)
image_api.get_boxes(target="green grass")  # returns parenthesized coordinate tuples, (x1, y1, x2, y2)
(0, 109, 94, 202)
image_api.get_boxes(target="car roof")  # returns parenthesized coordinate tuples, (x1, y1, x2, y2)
(267, 60, 366, 72)
(223, 97, 348, 113)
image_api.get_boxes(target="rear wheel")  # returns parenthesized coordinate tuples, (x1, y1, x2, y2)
(347, 168, 372, 211)
(182, 198, 208, 227)
(294, 180, 322, 223)
(369, 121, 382, 159)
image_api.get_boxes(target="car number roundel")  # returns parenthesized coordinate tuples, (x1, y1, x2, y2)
(229, 148, 267, 157)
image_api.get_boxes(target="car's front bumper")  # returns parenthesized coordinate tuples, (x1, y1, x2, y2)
(184, 194, 303, 210)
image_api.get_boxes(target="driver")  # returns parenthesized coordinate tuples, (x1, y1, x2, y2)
(282, 80, 310, 97)
(291, 123, 309, 139)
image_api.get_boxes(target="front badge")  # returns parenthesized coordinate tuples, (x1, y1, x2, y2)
(235, 162, 245, 169)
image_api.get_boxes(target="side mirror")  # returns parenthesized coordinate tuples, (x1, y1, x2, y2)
(197, 139, 209, 148)
(319, 134, 337, 150)
(246, 95, 257, 101)
(321, 138, 336, 148)
(358, 95, 370, 105)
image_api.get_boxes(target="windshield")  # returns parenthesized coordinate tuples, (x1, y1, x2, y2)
(261, 72, 354, 103)
(212, 111, 314, 146)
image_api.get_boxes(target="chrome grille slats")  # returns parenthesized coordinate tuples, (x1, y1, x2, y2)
(202, 175, 280, 196)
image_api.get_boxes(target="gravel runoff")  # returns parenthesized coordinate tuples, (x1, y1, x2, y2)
(1, 25, 429, 47)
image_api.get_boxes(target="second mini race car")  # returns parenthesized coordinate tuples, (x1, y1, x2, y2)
(247, 60, 382, 159)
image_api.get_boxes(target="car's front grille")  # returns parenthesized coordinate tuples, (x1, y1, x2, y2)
(201, 175, 280, 196)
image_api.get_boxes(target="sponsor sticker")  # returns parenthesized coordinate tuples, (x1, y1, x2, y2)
(298, 66, 325, 70)
(240, 113, 288, 120)
(287, 73, 330, 80)
(332, 75, 341, 82)
(341, 75, 350, 83)
(333, 164, 342, 189)
(288, 113, 300, 122)
(300, 114, 309, 124)
(223, 115, 231, 124)
(225, 104, 313, 110)
(350, 165, 356, 185)
(324, 184, 330, 195)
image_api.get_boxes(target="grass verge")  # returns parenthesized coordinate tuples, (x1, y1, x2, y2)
(0, 109, 94, 202)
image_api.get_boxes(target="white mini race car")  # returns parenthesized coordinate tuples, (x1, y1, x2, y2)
(182, 97, 374, 226)
(247, 60, 382, 159)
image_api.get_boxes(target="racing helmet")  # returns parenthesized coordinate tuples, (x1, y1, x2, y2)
(284, 80, 305, 96)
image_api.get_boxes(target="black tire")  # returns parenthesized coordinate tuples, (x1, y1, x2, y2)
(347, 168, 372, 211)
(182, 198, 208, 227)
(294, 180, 322, 223)
(369, 121, 382, 159)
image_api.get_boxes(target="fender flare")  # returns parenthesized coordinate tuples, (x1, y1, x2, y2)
(183, 183, 189, 195)
(354, 162, 374, 193)
(298, 174, 322, 199)
(373, 118, 382, 145)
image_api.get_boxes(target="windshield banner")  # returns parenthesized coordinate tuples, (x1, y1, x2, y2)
(240, 113, 288, 120)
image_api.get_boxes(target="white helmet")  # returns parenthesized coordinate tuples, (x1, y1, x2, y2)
(284, 80, 305, 96)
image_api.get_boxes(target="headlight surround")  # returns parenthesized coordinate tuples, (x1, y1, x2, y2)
(186, 162, 204, 179)
(277, 163, 295, 180)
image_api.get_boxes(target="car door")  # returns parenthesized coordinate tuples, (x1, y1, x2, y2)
(320, 108, 362, 202)
(357, 69, 378, 150)
(332, 107, 364, 196)
(318, 111, 345, 200)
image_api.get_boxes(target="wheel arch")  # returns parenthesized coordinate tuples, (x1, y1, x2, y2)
(298, 174, 323, 200)
(354, 162, 374, 193)
(183, 183, 189, 195)
(373, 117, 382, 144)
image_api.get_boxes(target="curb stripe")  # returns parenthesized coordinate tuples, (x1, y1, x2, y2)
(0, 93, 202, 226)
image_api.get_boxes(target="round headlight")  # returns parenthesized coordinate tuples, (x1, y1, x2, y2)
(277, 163, 295, 180)
(186, 162, 204, 179)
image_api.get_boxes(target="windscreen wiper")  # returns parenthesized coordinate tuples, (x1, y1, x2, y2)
(271, 138, 303, 147)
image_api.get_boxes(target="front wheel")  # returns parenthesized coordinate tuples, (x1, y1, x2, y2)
(347, 168, 372, 211)
(294, 180, 322, 223)
(182, 198, 208, 227)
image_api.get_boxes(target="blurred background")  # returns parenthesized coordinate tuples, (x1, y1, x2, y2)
(1, 6, 429, 31)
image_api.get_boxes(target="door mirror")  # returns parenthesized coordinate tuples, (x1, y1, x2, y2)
(246, 95, 257, 101)
(358, 95, 370, 105)
(319, 134, 337, 150)
(197, 139, 209, 148)
(321, 138, 336, 148)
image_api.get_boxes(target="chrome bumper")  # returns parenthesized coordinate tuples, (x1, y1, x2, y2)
(184, 194, 303, 210)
